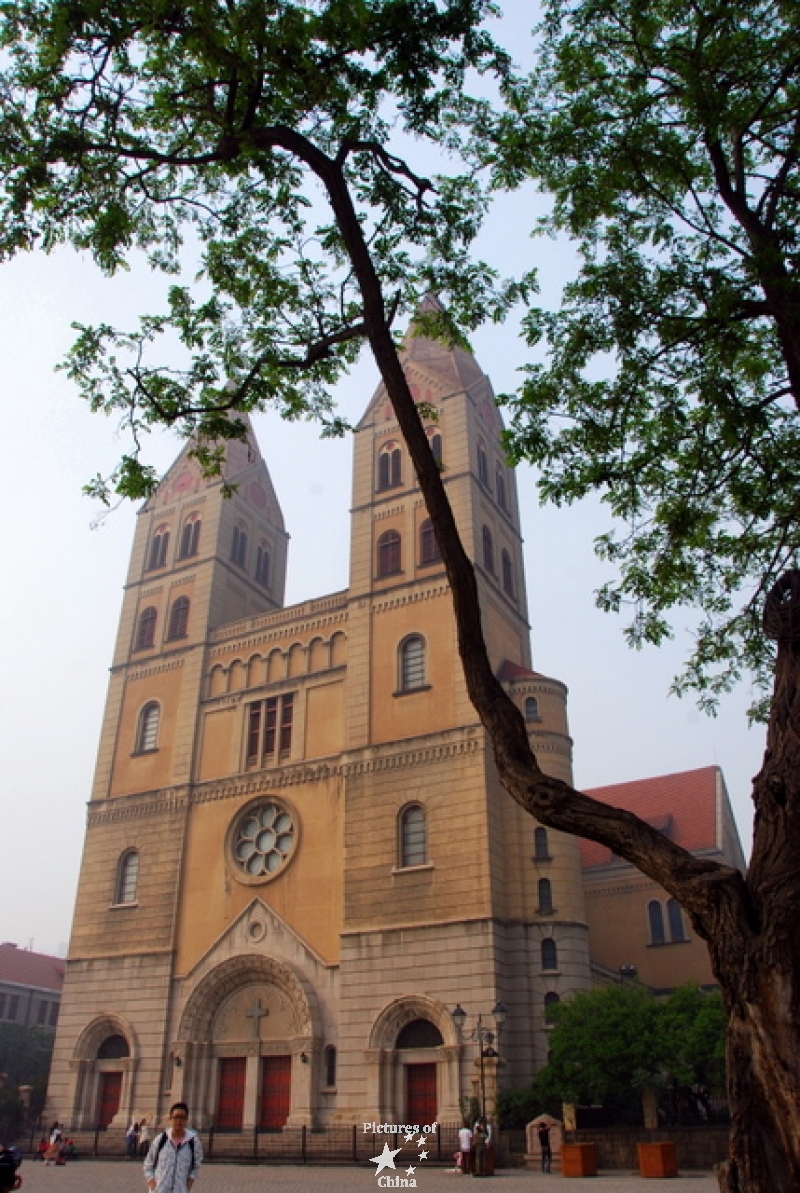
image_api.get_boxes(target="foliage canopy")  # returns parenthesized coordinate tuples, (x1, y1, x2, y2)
(495, 0, 800, 711)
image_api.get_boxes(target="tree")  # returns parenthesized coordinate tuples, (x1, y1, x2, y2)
(0, 4, 796, 1190)
(0, 1022, 54, 1137)
(536, 984, 726, 1126)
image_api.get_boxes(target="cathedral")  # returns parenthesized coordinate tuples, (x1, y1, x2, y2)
(46, 307, 739, 1134)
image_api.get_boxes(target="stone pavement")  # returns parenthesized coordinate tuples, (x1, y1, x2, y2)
(19, 1160, 719, 1193)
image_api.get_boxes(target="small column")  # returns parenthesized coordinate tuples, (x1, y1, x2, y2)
(242, 1052, 260, 1129)
(285, 1038, 315, 1127)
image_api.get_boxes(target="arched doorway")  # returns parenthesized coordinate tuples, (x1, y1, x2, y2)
(175, 955, 320, 1129)
(368, 997, 461, 1123)
(397, 1020, 443, 1124)
(68, 1017, 137, 1129)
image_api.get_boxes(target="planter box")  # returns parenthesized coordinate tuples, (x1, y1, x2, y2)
(637, 1142, 678, 1178)
(562, 1142, 597, 1177)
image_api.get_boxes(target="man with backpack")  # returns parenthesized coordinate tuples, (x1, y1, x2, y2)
(143, 1103, 202, 1193)
(0, 1144, 21, 1192)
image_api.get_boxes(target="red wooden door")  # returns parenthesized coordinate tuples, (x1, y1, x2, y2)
(217, 1057, 246, 1129)
(259, 1055, 291, 1129)
(406, 1063, 437, 1125)
(97, 1071, 122, 1127)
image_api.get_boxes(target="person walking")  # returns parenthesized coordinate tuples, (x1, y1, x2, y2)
(472, 1118, 488, 1177)
(139, 1119, 151, 1160)
(458, 1122, 473, 1175)
(537, 1122, 552, 1173)
(143, 1103, 202, 1193)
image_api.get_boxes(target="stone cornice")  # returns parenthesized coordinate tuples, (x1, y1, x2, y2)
(208, 612, 348, 660)
(113, 656, 187, 681)
(372, 583, 450, 613)
(87, 787, 191, 826)
(209, 592, 349, 648)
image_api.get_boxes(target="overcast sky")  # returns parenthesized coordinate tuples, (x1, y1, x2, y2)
(0, 7, 767, 958)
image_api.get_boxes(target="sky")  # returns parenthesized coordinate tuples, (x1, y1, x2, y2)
(0, 10, 768, 958)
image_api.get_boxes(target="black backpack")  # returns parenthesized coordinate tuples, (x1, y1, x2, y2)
(0, 1148, 18, 1193)
(154, 1133, 196, 1168)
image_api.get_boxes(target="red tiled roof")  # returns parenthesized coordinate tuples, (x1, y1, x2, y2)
(497, 660, 547, 682)
(579, 766, 719, 868)
(0, 943, 65, 992)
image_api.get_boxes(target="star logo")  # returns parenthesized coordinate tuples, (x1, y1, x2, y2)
(406, 1166, 416, 1176)
(417, 1135, 427, 1146)
(370, 1142, 402, 1176)
(419, 1149, 428, 1160)
(405, 1132, 416, 1143)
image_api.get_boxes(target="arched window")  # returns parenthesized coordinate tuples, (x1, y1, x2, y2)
(167, 595, 190, 640)
(255, 543, 270, 588)
(399, 635, 426, 691)
(115, 850, 139, 905)
(97, 1034, 130, 1059)
(667, 898, 686, 942)
(427, 429, 443, 467)
(501, 549, 514, 597)
(477, 439, 488, 485)
(538, 878, 553, 915)
(396, 1019, 443, 1048)
(534, 826, 549, 860)
(178, 514, 201, 560)
(136, 702, 160, 753)
(525, 697, 540, 721)
(135, 606, 157, 651)
(496, 467, 508, 511)
(231, 523, 248, 568)
(399, 804, 426, 868)
(377, 530, 401, 577)
(648, 900, 666, 945)
(544, 992, 560, 1020)
(419, 518, 441, 565)
(147, 524, 170, 571)
(482, 525, 495, 574)
(541, 938, 558, 971)
(378, 443, 402, 490)
(324, 1045, 337, 1088)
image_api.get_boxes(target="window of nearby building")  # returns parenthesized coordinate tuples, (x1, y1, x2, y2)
(167, 595, 190, 640)
(538, 878, 554, 915)
(0, 995, 5, 1019)
(136, 702, 160, 753)
(667, 898, 686, 942)
(231, 523, 248, 568)
(377, 530, 401, 577)
(115, 850, 139, 905)
(534, 826, 550, 860)
(541, 938, 558, 970)
(399, 635, 426, 692)
(399, 804, 426, 867)
(378, 443, 402, 490)
(178, 513, 201, 559)
(7, 995, 19, 1022)
(501, 549, 514, 597)
(496, 467, 507, 511)
(477, 439, 489, 486)
(245, 694, 295, 767)
(255, 543, 270, 588)
(482, 525, 495, 574)
(37, 1001, 49, 1026)
(49, 1002, 59, 1027)
(419, 518, 441, 566)
(135, 606, 157, 651)
(324, 1045, 337, 1088)
(525, 697, 540, 721)
(147, 524, 170, 571)
(648, 899, 666, 945)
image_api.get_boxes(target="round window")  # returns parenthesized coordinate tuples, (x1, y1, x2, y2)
(229, 799, 298, 883)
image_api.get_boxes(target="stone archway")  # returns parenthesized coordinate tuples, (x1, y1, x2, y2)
(173, 955, 321, 1129)
(366, 997, 461, 1124)
(68, 1014, 138, 1129)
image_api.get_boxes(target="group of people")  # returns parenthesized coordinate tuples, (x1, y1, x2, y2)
(126, 1119, 151, 1160)
(457, 1117, 494, 1176)
(37, 1124, 75, 1167)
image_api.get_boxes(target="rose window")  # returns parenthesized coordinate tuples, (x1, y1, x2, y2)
(231, 801, 296, 878)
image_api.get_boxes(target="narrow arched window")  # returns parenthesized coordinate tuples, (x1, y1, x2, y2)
(667, 898, 685, 942)
(534, 826, 549, 859)
(377, 530, 401, 577)
(501, 549, 514, 597)
(400, 635, 425, 691)
(496, 467, 508, 511)
(135, 606, 157, 651)
(482, 526, 494, 574)
(477, 439, 488, 486)
(525, 697, 540, 721)
(115, 850, 139, 905)
(419, 518, 441, 565)
(378, 443, 402, 490)
(538, 878, 553, 915)
(147, 524, 170, 571)
(648, 900, 666, 945)
(400, 804, 426, 868)
(255, 543, 270, 588)
(137, 702, 160, 753)
(178, 514, 201, 559)
(541, 938, 558, 971)
(544, 992, 560, 1021)
(231, 523, 248, 568)
(427, 430, 443, 467)
(167, 596, 190, 640)
(324, 1045, 337, 1088)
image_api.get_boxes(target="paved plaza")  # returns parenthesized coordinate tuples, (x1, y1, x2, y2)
(18, 1160, 719, 1193)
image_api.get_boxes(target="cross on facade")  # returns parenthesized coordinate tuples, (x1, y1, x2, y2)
(245, 997, 268, 1039)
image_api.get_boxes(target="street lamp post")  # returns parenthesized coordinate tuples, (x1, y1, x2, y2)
(451, 1001, 507, 1121)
